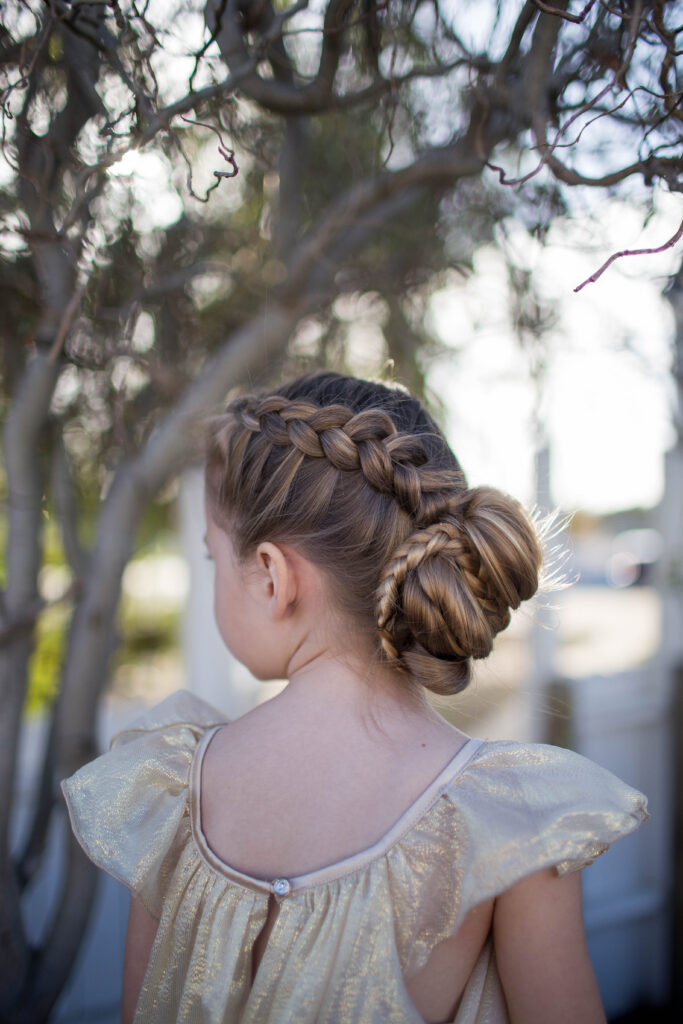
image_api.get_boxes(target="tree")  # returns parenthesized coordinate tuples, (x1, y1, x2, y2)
(0, 1, 681, 1018)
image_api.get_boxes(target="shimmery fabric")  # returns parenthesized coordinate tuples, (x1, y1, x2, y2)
(61, 691, 648, 1024)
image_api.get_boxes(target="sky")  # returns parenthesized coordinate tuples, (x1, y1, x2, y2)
(427, 190, 681, 515)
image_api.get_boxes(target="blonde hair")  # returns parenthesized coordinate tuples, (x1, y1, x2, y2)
(205, 372, 543, 696)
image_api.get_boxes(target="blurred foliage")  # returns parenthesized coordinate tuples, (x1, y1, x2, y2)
(26, 583, 182, 714)
(26, 605, 67, 714)
(23, 507, 182, 713)
(116, 594, 180, 667)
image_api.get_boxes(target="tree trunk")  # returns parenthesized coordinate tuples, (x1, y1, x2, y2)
(0, 353, 59, 1013)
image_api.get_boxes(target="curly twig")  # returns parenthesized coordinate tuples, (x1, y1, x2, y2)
(180, 116, 238, 201)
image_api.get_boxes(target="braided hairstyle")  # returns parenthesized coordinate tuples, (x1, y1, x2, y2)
(205, 372, 542, 697)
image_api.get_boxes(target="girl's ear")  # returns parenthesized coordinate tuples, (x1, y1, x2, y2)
(255, 542, 297, 620)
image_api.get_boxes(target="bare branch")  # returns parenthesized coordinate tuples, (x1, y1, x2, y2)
(574, 216, 683, 291)
(0, 353, 59, 1005)
(546, 150, 681, 188)
(0, 581, 80, 648)
(495, 2, 539, 84)
(26, 833, 98, 1018)
(281, 138, 485, 300)
(529, 0, 598, 23)
(614, 0, 644, 90)
(652, 0, 683, 124)
(58, 57, 260, 200)
(207, 0, 359, 114)
(486, 0, 682, 197)
(48, 280, 89, 363)
(17, 716, 57, 891)
(520, 0, 566, 110)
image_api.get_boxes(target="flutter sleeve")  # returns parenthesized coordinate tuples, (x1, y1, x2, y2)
(449, 740, 649, 905)
(61, 690, 226, 918)
(392, 739, 648, 978)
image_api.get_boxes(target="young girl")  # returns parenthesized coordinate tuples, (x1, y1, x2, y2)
(62, 371, 647, 1024)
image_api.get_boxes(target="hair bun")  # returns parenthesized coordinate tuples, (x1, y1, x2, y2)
(376, 487, 543, 696)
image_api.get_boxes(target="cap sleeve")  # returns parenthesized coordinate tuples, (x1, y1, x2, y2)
(61, 690, 226, 918)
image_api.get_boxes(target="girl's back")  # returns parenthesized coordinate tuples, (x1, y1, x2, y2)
(201, 685, 494, 1022)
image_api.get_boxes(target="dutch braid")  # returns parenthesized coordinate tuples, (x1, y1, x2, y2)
(232, 394, 462, 518)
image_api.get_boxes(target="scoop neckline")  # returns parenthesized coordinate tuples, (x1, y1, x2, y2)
(189, 725, 485, 897)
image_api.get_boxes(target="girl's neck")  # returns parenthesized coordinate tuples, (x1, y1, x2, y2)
(270, 641, 447, 740)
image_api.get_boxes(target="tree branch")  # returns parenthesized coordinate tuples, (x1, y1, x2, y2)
(546, 150, 682, 188)
(280, 138, 486, 300)
(50, 432, 90, 580)
(529, 0, 598, 23)
(22, 832, 98, 1020)
(207, 0, 363, 114)
(521, 0, 567, 111)
(574, 216, 683, 292)
(17, 716, 57, 892)
(495, 2, 539, 85)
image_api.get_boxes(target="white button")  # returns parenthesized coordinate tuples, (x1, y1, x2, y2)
(272, 878, 291, 898)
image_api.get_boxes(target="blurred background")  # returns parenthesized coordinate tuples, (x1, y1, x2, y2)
(1, 1, 682, 1021)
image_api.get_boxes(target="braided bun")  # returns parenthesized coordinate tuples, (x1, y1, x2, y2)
(205, 372, 543, 697)
(376, 488, 543, 695)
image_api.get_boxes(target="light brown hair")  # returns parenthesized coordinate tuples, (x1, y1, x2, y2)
(205, 372, 543, 696)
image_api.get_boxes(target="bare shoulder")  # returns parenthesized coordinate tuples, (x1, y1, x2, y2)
(493, 867, 607, 1024)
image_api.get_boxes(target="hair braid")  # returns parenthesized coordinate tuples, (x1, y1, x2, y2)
(232, 394, 437, 514)
(377, 522, 464, 659)
(374, 488, 543, 694)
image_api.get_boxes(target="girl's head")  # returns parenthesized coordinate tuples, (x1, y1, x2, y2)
(205, 371, 543, 696)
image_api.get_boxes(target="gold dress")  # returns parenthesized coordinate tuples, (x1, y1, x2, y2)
(61, 690, 648, 1024)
